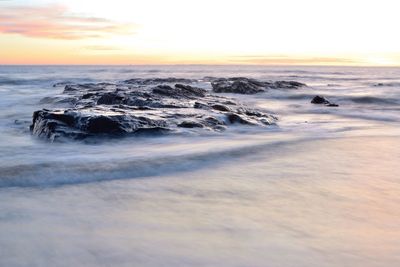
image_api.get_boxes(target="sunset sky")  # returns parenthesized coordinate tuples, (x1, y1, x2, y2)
(1, 0, 400, 65)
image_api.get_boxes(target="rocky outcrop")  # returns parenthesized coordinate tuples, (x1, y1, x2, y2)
(31, 79, 277, 141)
(211, 78, 266, 94)
(311, 95, 339, 107)
(210, 77, 306, 94)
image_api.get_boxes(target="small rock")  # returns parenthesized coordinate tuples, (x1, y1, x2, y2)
(211, 104, 230, 112)
(311, 95, 339, 107)
(178, 121, 204, 128)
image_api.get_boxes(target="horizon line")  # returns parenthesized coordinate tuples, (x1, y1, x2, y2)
(1, 63, 400, 68)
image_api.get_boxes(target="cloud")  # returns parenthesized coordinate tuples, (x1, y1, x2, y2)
(230, 55, 359, 65)
(84, 45, 121, 51)
(0, 4, 134, 40)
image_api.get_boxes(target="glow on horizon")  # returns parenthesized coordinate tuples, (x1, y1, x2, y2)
(1, 0, 400, 65)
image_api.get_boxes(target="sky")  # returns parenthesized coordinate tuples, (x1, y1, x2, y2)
(1, 0, 400, 65)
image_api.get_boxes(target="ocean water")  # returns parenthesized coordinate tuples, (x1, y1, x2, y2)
(0, 65, 399, 267)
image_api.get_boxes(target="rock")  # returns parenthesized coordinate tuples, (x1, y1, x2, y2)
(97, 93, 124, 105)
(271, 81, 306, 89)
(152, 84, 206, 99)
(311, 95, 328, 104)
(311, 95, 339, 107)
(174, 84, 206, 97)
(53, 81, 73, 87)
(30, 77, 278, 141)
(212, 78, 265, 94)
(226, 114, 253, 125)
(124, 78, 196, 85)
(178, 121, 204, 128)
(194, 102, 209, 109)
(326, 103, 339, 107)
(210, 77, 306, 94)
(211, 104, 230, 112)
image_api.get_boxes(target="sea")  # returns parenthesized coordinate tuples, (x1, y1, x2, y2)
(0, 65, 399, 267)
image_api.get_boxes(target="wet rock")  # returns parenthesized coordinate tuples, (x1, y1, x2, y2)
(226, 113, 253, 125)
(31, 77, 278, 141)
(311, 95, 328, 104)
(194, 102, 209, 109)
(311, 95, 339, 107)
(272, 81, 306, 89)
(152, 84, 206, 99)
(212, 78, 265, 94)
(97, 93, 124, 105)
(178, 121, 204, 128)
(53, 81, 74, 87)
(210, 77, 306, 94)
(211, 104, 230, 112)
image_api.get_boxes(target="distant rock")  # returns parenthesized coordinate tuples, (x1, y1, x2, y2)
(53, 81, 74, 87)
(124, 78, 196, 85)
(152, 84, 206, 99)
(210, 77, 306, 94)
(211, 78, 266, 94)
(311, 95, 339, 107)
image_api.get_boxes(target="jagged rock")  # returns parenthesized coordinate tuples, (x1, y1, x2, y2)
(311, 95, 339, 107)
(30, 78, 279, 141)
(152, 84, 206, 99)
(272, 81, 306, 89)
(210, 77, 306, 94)
(212, 78, 265, 94)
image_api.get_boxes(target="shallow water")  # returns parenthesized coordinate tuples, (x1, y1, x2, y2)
(0, 65, 399, 266)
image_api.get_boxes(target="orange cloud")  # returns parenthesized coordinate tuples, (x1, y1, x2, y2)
(0, 4, 134, 40)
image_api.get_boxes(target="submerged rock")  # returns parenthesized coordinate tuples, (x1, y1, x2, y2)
(31, 78, 277, 141)
(311, 95, 339, 107)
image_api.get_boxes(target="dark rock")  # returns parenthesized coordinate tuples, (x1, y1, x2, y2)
(326, 103, 339, 107)
(85, 116, 125, 134)
(174, 84, 206, 97)
(31, 77, 278, 141)
(152, 84, 206, 99)
(97, 93, 124, 105)
(194, 102, 209, 109)
(53, 82, 73, 87)
(210, 77, 306, 94)
(311, 95, 328, 104)
(271, 81, 306, 89)
(82, 93, 95, 99)
(212, 78, 265, 94)
(226, 114, 252, 125)
(211, 104, 230, 112)
(311, 95, 339, 107)
(178, 121, 204, 128)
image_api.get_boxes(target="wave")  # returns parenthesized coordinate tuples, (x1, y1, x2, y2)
(0, 77, 50, 86)
(285, 75, 366, 81)
(346, 96, 399, 105)
(0, 138, 304, 188)
(373, 82, 400, 87)
(0, 77, 95, 86)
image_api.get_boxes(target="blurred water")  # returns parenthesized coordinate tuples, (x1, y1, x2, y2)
(0, 65, 399, 266)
